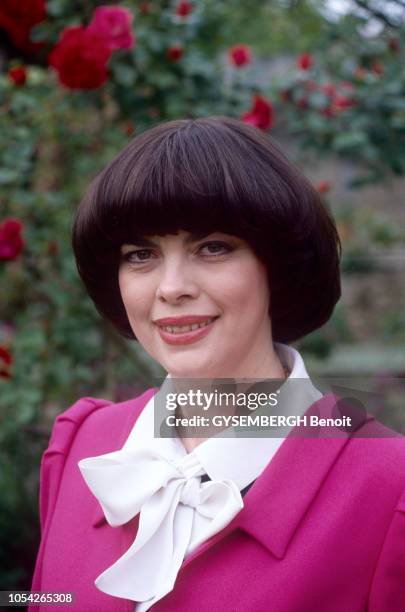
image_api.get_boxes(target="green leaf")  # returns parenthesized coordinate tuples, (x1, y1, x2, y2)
(0, 168, 19, 184)
(111, 63, 137, 87)
(45, 0, 65, 16)
(30, 23, 51, 42)
(333, 131, 369, 151)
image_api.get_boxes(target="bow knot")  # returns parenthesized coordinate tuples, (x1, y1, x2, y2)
(79, 443, 244, 610)
(179, 477, 201, 508)
(173, 450, 204, 479)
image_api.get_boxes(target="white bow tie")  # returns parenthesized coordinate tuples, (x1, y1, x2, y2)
(79, 441, 244, 610)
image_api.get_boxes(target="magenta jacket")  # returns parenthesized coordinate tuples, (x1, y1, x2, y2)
(30, 390, 405, 611)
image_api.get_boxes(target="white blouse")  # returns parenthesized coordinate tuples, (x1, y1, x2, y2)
(78, 342, 322, 611)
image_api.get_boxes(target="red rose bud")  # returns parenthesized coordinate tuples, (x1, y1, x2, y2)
(47, 241, 59, 256)
(241, 95, 274, 131)
(320, 83, 336, 98)
(333, 94, 355, 111)
(88, 5, 135, 51)
(139, 3, 151, 15)
(316, 180, 331, 194)
(49, 26, 112, 89)
(0, 217, 24, 260)
(296, 96, 309, 109)
(0, 345, 12, 366)
(372, 61, 384, 76)
(167, 45, 183, 62)
(228, 44, 252, 68)
(388, 37, 399, 53)
(123, 121, 135, 136)
(8, 65, 27, 86)
(175, 1, 192, 17)
(297, 53, 313, 70)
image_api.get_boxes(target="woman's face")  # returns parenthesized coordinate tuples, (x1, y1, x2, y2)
(118, 230, 274, 378)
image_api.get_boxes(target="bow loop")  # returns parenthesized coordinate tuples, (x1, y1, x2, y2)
(79, 442, 244, 610)
(79, 446, 179, 526)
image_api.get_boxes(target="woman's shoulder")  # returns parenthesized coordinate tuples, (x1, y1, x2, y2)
(340, 415, 405, 499)
(45, 388, 157, 456)
(37, 388, 157, 534)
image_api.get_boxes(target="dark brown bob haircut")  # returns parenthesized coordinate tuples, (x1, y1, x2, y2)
(72, 116, 341, 344)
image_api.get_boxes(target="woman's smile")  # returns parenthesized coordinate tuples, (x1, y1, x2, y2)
(153, 315, 220, 345)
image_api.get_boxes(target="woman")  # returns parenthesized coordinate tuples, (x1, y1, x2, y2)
(30, 117, 405, 611)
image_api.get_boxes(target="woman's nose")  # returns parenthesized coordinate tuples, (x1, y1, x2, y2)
(155, 262, 199, 304)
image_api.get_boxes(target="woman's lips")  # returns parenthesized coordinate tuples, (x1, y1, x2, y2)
(156, 317, 218, 345)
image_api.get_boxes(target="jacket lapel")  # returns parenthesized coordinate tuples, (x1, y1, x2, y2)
(180, 393, 374, 568)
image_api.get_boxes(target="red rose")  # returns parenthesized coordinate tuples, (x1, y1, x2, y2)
(175, 1, 192, 17)
(167, 45, 183, 62)
(0, 346, 12, 366)
(8, 66, 27, 86)
(297, 53, 313, 70)
(0, 218, 24, 261)
(228, 44, 252, 68)
(319, 105, 336, 118)
(333, 94, 355, 111)
(0, 0, 45, 53)
(49, 26, 112, 90)
(88, 5, 135, 51)
(316, 180, 331, 194)
(242, 95, 274, 131)
(296, 96, 309, 109)
(0, 345, 13, 379)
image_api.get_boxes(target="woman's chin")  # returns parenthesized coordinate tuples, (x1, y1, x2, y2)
(166, 358, 220, 380)
(169, 368, 215, 380)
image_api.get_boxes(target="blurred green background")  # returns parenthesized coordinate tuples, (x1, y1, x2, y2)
(1, 0, 404, 592)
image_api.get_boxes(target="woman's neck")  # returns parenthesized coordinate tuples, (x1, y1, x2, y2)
(175, 345, 288, 452)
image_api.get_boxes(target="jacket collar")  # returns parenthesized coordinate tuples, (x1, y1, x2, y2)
(91, 391, 373, 563)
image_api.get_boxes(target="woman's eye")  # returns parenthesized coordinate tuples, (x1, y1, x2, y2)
(122, 249, 155, 264)
(198, 241, 233, 257)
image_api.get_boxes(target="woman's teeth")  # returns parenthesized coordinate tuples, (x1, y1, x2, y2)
(160, 319, 214, 334)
